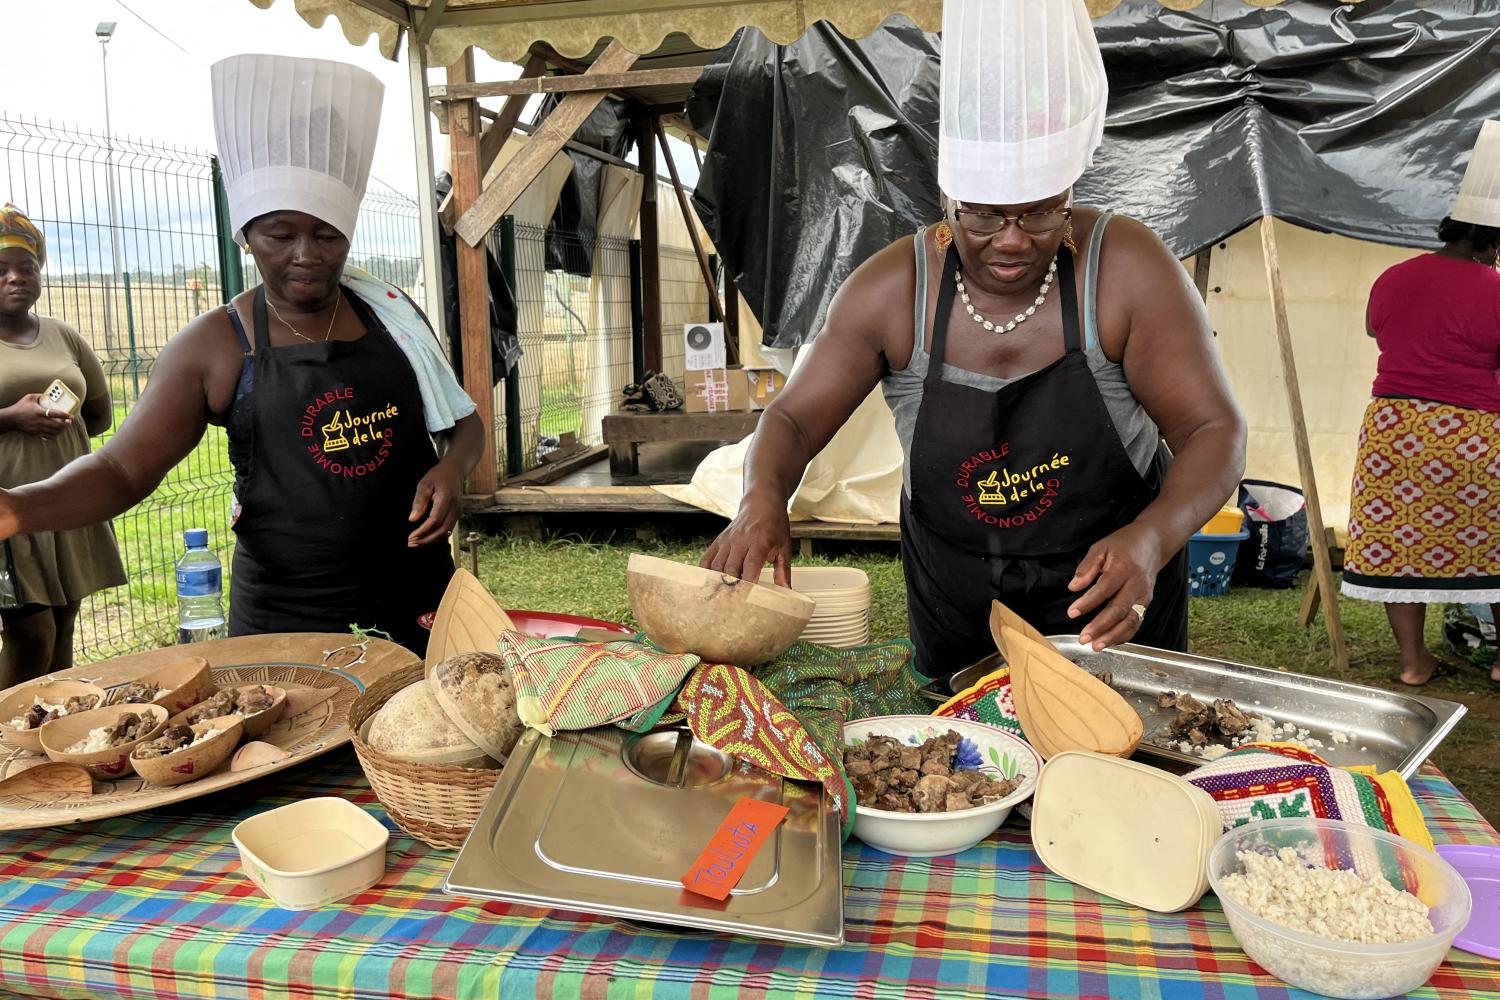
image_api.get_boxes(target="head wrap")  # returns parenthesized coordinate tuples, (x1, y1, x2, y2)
(0, 203, 45, 266)
(938, 0, 1108, 205)
(1451, 119, 1500, 228)
(211, 54, 384, 245)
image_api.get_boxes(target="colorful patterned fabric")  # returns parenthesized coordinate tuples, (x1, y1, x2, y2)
(932, 664, 1025, 737)
(0, 203, 43, 266)
(1186, 743, 1434, 852)
(675, 662, 855, 838)
(753, 638, 930, 759)
(498, 630, 697, 737)
(1343, 397, 1500, 604)
(0, 752, 1495, 999)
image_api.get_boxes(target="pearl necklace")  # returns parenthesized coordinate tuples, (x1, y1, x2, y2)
(955, 256, 1058, 334)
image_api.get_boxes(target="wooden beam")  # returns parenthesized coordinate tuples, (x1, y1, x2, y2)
(433, 67, 703, 101)
(448, 48, 498, 493)
(455, 40, 639, 247)
(413, 0, 448, 44)
(503, 445, 607, 486)
(654, 119, 727, 341)
(530, 41, 589, 75)
(723, 266, 740, 346)
(1192, 245, 1213, 304)
(477, 53, 547, 179)
(637, 112, 663, 374)
(1260, 217, 1348, 675)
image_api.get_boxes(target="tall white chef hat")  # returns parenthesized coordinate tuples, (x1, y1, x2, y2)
(938, 0, 1109, 206)
(211, 54, 385, 245)
(1451, 120, 1500, 228)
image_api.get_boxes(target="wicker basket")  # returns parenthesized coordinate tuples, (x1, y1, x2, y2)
(348, 662, 503, 849)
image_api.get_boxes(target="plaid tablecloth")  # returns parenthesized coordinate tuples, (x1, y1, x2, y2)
(0, 751, 1495, 1000)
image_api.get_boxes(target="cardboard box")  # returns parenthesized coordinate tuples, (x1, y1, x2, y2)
(745, 368, 785, 410)
(684, 367, 750, 413)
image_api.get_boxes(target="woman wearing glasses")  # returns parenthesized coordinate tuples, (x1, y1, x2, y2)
(701, 0, 1245, 676)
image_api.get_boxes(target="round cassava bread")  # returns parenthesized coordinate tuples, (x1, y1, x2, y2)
(367, 679, 489, 767)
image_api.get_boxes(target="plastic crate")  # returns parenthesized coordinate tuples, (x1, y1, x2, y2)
(1189, 529, 1250, 597)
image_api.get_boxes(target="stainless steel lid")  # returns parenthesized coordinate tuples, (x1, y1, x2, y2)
(444, 726, 845, 947)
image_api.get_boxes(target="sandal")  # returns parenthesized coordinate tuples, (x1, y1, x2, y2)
(1396, 659, 1457, 687)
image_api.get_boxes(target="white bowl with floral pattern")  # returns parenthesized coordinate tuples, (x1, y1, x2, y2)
(842, 715, 1042, 858)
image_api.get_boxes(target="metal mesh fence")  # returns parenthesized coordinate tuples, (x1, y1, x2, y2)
(0, 114, 422, 659)
(494, 221, 635, 474)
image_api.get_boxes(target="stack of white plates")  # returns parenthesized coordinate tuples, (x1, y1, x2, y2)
(790, 566, 871, 648)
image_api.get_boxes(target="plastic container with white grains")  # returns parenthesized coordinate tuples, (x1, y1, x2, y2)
(1207, 818, 1472, 999)
(233, 797, 389, 910)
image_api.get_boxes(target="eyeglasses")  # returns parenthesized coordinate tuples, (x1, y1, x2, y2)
(953, 206, 1073, 237)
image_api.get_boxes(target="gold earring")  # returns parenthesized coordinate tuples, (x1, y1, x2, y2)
(934, 220, 954, 251)
(1062, 222, 1078, 254)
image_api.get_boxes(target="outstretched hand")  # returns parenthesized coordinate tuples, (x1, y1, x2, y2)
(1066, 522, 1165, 651)
(700, 497, 792, 587)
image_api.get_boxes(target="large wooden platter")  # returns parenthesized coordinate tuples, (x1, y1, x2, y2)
(0, 633, 414, 832)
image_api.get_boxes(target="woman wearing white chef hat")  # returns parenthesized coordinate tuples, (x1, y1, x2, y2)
(1342, 119, 1500, 689)
(0, 54, 484, 655)
(702, 0, 1246, 676)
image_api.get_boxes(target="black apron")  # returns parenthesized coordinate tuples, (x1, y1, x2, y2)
(901, 244, 1188, 678)
(223, 287, 453, 655)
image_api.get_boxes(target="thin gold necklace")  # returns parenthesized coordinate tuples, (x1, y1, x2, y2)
(267, 292, 340, 343)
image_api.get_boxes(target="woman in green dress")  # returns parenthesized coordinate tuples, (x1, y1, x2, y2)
(0, 204, 125, 684)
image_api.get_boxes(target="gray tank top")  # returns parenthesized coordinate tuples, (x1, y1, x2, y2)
(881, 216, 1160, 495)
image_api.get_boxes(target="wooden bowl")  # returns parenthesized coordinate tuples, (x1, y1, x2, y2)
(625, 553, 815, 667)
(38, 703, 169, 780)
(130, 716, 243, 787)
(0, 680, 107, 754)
(170, 684, 286, 740)
(106, 656, 217, 714)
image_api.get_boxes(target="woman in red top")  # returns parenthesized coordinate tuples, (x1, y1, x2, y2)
(1342, 138, 1500, 687)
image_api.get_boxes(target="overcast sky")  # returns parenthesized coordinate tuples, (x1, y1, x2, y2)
(9, 0, 695, 200)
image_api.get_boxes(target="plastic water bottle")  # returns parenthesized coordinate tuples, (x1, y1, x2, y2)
(176, 528, 226, 644)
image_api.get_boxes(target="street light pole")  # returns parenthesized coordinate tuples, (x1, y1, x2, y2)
(97, 21, 123, 352)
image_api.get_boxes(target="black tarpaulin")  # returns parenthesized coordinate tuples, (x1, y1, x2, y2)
(686, 0, 1500, 350)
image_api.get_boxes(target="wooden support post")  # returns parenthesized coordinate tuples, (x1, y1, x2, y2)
(1298, 527, 1341, 628)
(654, 119, 727, 346)
(1193, 245, 1213, 304)
(1260, 217, 1349, 675)
(448, 49, 498, 492)
(455, 40, 638, 246)
(636, 112, 663, 374)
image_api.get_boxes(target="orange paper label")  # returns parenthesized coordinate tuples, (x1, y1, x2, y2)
(681, 797, 789, 901)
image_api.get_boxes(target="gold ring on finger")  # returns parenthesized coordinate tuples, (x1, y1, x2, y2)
(1130, 603, 1148, 620)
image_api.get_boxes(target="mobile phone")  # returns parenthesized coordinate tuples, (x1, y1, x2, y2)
(42, 378, 82, 417)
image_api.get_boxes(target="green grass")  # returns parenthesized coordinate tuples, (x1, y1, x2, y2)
(471, 533, 1500, 824)
(78, 404, 234, 657)
(537, 383, 585, 440)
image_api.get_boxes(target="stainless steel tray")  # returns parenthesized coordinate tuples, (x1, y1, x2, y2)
(929, 637, 1466, 779)
(444, 726, 845, 947)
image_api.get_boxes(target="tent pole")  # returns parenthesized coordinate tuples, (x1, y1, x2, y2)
(406, 34, 446, 350)
(636, 110, 662, 375)
(448, 47, 499, 492)
(1259, 217, 1349, 675)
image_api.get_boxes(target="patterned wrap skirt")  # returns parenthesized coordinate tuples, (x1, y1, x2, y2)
(1342, 397, 1500, 604)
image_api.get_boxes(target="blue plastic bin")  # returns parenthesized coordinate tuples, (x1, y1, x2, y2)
(1188, 529, 1250, 597)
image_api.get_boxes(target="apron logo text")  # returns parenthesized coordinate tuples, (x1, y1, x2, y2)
(299, 385, 399, 478)
(956, 451, 1071, 527)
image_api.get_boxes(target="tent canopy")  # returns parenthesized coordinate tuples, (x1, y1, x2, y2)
(247, 0, 1350, 66)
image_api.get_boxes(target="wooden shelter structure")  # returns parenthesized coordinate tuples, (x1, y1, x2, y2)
(245, 0, 1357, 670)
